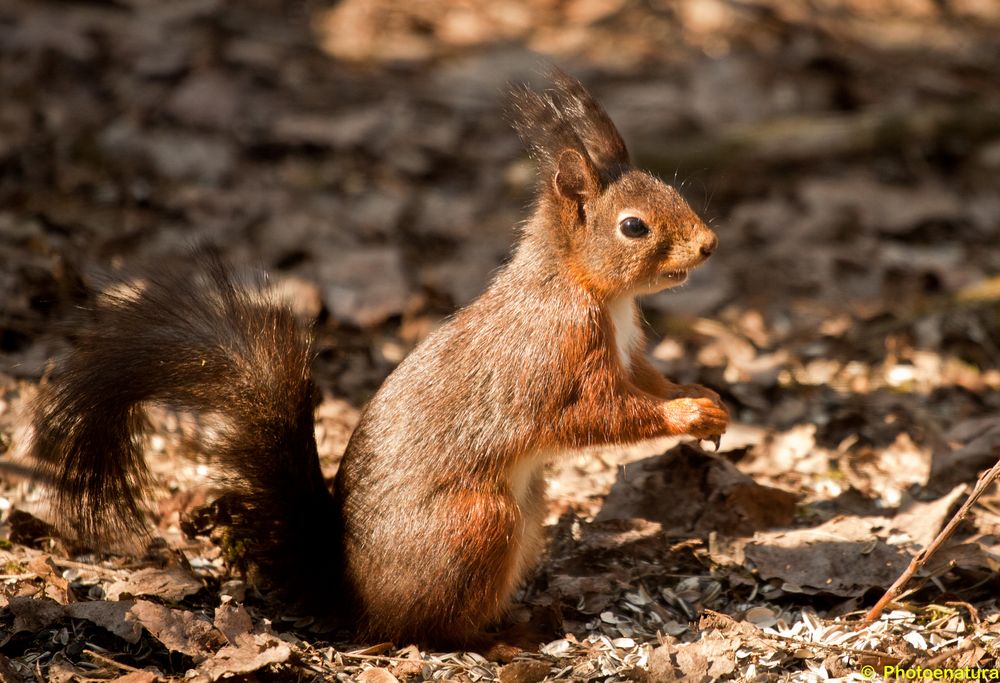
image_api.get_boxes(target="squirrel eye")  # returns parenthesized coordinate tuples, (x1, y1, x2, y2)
(619, 216, 650, 238)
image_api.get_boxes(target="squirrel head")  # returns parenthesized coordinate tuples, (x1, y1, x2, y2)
(508, 69, 718, 299)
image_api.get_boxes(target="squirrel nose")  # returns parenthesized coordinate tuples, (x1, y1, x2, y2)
(699, 233, 718, 259)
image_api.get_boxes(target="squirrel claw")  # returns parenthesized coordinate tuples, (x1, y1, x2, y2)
(703, 434, 721, 451)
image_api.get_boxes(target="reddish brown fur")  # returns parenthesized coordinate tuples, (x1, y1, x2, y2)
(28, 69, 727, 648)
(337, 74, 726, 643)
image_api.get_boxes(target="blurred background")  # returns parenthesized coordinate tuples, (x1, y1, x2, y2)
(2, 0, 1000, 491)
(2, 0, 999, 405)
(1, 0, 1000, 676)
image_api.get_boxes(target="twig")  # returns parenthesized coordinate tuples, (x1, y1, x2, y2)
(298, 641, 429, 667)
(17, 546, 130, 579)
(701, 609, 903, 662)
(923, 642, 977, 668)
(349, 642, 396, 656)
(863, 451, 1000, 624)
(762, 630, 903, 663)
(335, 651, 424, 663)
(52, 558, 129, 578)
(942, 601, 981, 626)
(83, 649, 142, 674)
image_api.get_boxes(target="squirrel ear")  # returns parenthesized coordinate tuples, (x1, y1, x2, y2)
(554, 149, 598, 203)
(549, 69, 629, 178)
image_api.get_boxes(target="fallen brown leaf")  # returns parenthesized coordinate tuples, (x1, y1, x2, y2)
(106, 566, 203, 602)
(45, 654, 89, 683)
(597, 445, 797, 536)
(356, 668, 401, 683)
(650, 630, 739, 682)
(714, 486, 966, 596)
(25, 555, 69, 604)
(499, 660, 550, 683)
(110, 672, 159, 683)
(66, 600, 142, 643)
(129, 601, 224, 659)
(213, 603, 254, 645)
(197, 633, 291, 681)
(7, 596, 64, 636)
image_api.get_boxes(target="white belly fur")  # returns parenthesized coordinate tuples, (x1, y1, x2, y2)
(608, 296, 641, 372)
(502, 299, 640, 595)
(505, 453, 552, 596)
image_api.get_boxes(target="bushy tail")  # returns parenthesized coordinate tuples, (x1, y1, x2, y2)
(29, 252, 338, 602)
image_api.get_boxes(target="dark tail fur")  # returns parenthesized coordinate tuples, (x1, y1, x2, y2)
(29, 252, 338, 605)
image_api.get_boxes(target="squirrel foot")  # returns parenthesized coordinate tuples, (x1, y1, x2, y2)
(667, 383, 722, 404)
(474, 611, 560, 661)
(663, 396, 729, 441)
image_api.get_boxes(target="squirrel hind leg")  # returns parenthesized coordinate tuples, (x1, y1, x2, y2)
(349, 489, 533, 647)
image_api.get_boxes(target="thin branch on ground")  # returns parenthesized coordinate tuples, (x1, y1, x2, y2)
(863, 450, 1000, 625)
(83, 649, 143, 674)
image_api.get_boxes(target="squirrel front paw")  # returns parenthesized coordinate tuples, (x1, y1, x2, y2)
(662, 396, 729, 440)
(668, 383, 723, 405)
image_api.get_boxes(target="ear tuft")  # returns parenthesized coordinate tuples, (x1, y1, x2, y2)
(547, 68, 629, 176)
(505, 82, 577, 171)
(506, 67, 629, 187)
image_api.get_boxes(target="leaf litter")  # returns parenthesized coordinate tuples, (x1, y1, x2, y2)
(1, 0, 1000, 679)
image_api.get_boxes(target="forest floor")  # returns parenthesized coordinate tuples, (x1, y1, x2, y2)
(2, 0, 1000, 680)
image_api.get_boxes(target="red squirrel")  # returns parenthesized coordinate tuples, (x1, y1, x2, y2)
(27, 70, 728, 646)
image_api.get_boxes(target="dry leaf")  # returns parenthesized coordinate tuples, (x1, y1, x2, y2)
(213, 603, 254, 645)
(356, 668, 400, 683)
(129, 601, 224, 659)
(597, 445, 797, 536)
(110, 672, 160, 683)
(66, 600, 142, 643)
(931, 422, 1000, 490)
(7, 596, 64, 635)
(723, 487, 965, 597)
(650, 630, 739, 681)
(197, 633, 291, 681)
(890, 485, 967, 549)
(105, 567, 203, 602)
(25, 556, 69, 604)
(742, 520, 906, 596)
(45, 654, 88, 683)
(843, 432, 932, 500)
(499, 660, 550, 683)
